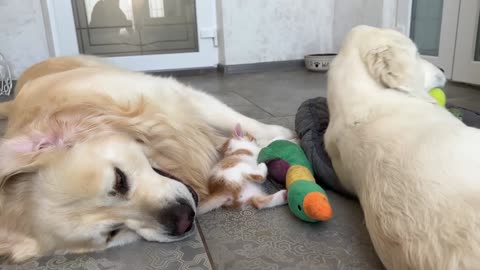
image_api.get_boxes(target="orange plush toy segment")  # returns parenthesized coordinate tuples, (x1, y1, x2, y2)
(303, 192, 333, 221)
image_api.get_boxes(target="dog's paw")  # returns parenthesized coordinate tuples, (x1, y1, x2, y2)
(255, 125, 296, 147)
(10, 237, 40, 263)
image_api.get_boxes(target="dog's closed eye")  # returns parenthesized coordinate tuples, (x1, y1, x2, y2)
(106, 224, 123, 242)
(109, 168, 129, 196)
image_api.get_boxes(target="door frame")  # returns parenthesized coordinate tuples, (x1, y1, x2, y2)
(40, 0, 219, 72)
(396, 0, 460, 79)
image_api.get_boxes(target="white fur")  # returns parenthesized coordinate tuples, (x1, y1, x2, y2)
(325, 25, 480, 269)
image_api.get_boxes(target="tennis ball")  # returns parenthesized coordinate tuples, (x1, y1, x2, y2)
(429, 88, 446, 107)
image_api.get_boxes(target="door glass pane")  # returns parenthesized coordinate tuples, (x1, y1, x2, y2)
(410, 0, 444, 56)
(475, 12, 480, 61)
(71, 0, 198, 57)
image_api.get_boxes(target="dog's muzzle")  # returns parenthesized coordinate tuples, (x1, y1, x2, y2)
(153, 167, 199, 206)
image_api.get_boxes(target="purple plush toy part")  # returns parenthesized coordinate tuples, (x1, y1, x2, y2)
(266, 159, 290, 187)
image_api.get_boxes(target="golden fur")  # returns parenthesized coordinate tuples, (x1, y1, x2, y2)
(0, 56, 294, 261)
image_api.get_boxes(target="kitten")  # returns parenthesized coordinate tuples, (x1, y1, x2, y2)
(198, 124, 287, 214)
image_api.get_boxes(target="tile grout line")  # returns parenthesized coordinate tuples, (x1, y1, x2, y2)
(231, 90, 276, 117)
(195, 219, 218, 270)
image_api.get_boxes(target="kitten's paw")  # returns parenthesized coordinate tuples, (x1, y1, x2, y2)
(258, 163, 268, 177)
(280, 190, 288, 204)
(248, 173, 266, 183)
(272, 190, 288, 206)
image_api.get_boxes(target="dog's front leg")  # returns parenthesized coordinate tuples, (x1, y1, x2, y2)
(189, 90, 295, 146)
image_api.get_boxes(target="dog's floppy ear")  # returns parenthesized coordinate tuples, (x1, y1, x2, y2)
(0, 97, 147, 188)
(0, 129, 73, 188)
(363, 45, 418, 93)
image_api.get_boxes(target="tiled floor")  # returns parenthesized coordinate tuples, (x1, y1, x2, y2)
(1, 69, 479, 270)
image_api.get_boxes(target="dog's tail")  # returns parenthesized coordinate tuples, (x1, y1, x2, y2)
(0, 101, 12, 120)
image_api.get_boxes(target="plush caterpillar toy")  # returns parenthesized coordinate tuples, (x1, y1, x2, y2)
(258, 140, 333, 222)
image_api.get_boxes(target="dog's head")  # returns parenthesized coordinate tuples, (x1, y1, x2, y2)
(0, 99, 199, 262)
(337, 25, 446, 98)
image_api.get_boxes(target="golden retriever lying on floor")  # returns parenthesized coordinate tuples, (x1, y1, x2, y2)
(325, 25, 480, 269)
(0, 56, 294, 262)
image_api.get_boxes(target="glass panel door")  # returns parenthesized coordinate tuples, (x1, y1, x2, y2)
(398, 0, 460, 79)
(452, 2, 480, 85)
(410, 0, 444, 56)
(72, 0, 198, 57)
(42, 0, 218, 71)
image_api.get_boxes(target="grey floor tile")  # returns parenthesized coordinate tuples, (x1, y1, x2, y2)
(444, 81, 480, 100)
(230, 104, 273, 119)
(210, 92, 255, 107)
(257, 116, 296, 131)
(177, 72, 227, 93)
(0, 224, 213, 270)
(229, 71, 327, 117)
(448, 97, 480, 112)
(197, 181, 383, 270)
(176, 70, 327, 117)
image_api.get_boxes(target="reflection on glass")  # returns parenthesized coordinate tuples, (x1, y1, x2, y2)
(71, 0, 198, 57)
(475, 12, 480, 61)
(410, 0, 444, 56)
(149, 0, 165, 18)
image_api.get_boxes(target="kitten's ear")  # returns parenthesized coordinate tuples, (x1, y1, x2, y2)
(233, 123, 244, 138)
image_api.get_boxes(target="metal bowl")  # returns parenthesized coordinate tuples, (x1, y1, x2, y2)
(304, 54, 335, 72)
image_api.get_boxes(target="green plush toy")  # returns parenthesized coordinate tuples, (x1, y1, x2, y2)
(258, 140, 333, 222)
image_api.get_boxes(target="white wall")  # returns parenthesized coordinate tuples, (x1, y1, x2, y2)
(332, 0, 396, 50)
(0, 0, 50, 78)
(217, 0, 398, 66)
(1, 0, 399, 74)
(217, 0, 335, 65)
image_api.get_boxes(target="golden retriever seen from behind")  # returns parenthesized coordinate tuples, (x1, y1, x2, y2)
(325, 25, 480, 269)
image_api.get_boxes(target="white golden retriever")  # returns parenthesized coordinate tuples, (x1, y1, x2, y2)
(325, 25, 480, 270)
(0, 56, 294, 262)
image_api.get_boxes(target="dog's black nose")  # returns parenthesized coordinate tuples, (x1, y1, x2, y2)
(158, 200, 195, 236)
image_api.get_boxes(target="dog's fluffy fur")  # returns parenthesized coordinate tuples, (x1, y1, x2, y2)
(325, 25, 480, 270)
(0, 56, 294, 262)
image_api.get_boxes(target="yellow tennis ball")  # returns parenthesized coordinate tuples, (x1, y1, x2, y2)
(429, 88, 446, 107)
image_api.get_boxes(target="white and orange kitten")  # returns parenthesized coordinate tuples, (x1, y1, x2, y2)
(198, 124, 287, 214)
